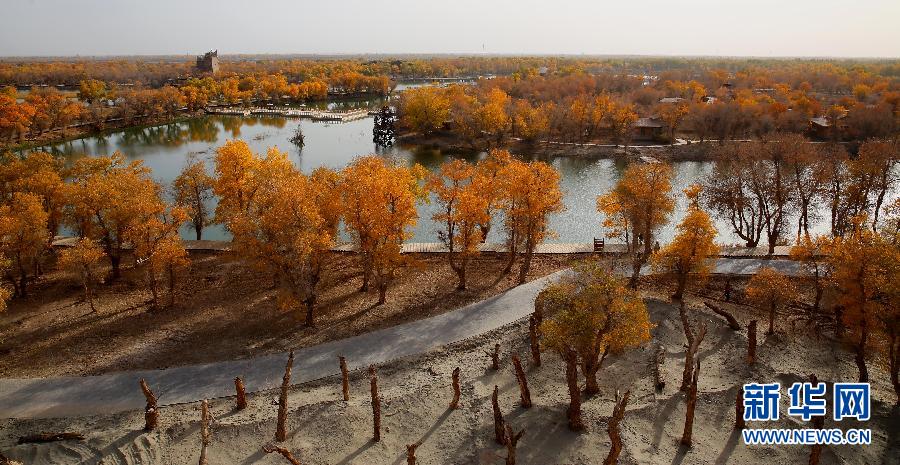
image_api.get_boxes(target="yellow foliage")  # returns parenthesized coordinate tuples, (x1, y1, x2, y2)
(0, 192, 49, 296)
(652, 186, 718, 298)
(400, 86, 450, 135)
(173, 157, 215, 240)
(539, 262, 652, 390)
(341, 155, 426, 303)
(428, 159, 490, 289)
(746, 267, 797, 334)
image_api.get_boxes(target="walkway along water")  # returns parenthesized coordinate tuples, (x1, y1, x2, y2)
(0, 259, 800, 419)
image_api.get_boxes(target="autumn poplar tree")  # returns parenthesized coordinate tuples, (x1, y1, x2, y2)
(746, 267, 797, 335)
(213, 140, 259, 227)
(58, 238, 104, 312)
(227, 147, 339, 325)
(598, 162, 674, 288)
(826, 216, 899, 383)
(342, 155, 426, 304)
(8, 151, 67, 248)
(0, 192, 49, 296)
(65, 153, 159, 280)
(540, 263, 651, 402)
(173, 157, 215, 240)
(399, 87, 451, 135)
(496, 158, 563, 284)
(652, 185, 719, 301)
(428, 159, 489, 290)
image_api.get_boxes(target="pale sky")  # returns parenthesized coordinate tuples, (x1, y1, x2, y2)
(3, 0, 899, 58)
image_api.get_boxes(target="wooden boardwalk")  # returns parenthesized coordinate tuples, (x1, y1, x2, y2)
(205, 106, 370, 122)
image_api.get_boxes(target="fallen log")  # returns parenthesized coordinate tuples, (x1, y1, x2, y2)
(17, 432, 84, 444)
(704, 302, 741, 330)
(263, 443, 302, 465)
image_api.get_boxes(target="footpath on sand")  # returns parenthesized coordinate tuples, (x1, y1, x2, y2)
(0, 258, 799, 419)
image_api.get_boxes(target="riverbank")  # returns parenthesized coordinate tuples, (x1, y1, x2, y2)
(4, 112, 205, 152)
(398, 131, 723, 161)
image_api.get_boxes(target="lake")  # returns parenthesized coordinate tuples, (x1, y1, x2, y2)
(25, 107, 866, 246)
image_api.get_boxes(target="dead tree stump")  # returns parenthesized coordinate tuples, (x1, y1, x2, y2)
(369, 364, 381, 442)
(449, 367, 461, 409)
(808, 374, 824, 465)
(503, 424, 525, 465)
(747, 320, 758, 365)
(139, 378, 158, 431)
(405, 440, 422, 465)
(564, 348, 584, 431)
(651, 345, 666, 392)
(511, 355, 532, 408)
(199, 400, 210, 465)
(492, 385, 506, 445)
(276, 351, 294, 442)
(735, 386, 745, 430)
(603, 390, 631, 465)
(490, 343, 500, 370)
(235, 377, 247, 410)
(263, 443, 302, 465)
(528, 316, 541, 366)
(680, 359, 700, 447)
(339, 356, 350, 401)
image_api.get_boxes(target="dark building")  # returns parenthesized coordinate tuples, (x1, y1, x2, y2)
(634, 117, 665, 141)
(196, 50, 219, 74)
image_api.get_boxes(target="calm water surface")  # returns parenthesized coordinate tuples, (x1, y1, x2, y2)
(28, 108, 863, 245)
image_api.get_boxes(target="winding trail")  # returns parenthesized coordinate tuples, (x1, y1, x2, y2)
(0, 259, 799, 419)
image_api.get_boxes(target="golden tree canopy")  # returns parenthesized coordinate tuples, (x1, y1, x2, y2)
(540, 263, 652, 358)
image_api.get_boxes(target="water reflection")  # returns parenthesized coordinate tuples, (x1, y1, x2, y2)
(23, 112, 867, 245)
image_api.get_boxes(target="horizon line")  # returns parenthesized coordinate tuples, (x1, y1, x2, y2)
(2, 52, 900, 61)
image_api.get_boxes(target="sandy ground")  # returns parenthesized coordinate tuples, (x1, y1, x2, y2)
(1, 295, 896, 465)
(0, 251, 578, 377)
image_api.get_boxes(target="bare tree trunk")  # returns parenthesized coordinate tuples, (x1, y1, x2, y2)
(517, 248, 533, 285)
(339, 356, 350, 401)
(680, 302, 707, 392)
(139, 379, 158, 431)
(492, 385, 506, 445)
(369, 364, 381, 442)
(490, 343, 500, 370)
(528, 316, 541, 367)
(564, 349, 584, 431)
(377, 284, 387, 306)
(603, 390, 631, 465)
(889, 330, 900, 405)
(276, 351, 294, 442)
(449, 367, 461, 409)
(652, 345, 666, 392)
(767, 303, 777, 335)
(263, 444, 302, 465)
(808, 374, 824, 465)
(735, 387, 745, 430)
(747, 320, 758, 365)
(680, 359, 700, 447)
(406, 440, 422, 465)
(856, 324, 869, 383)
(511, 355, 532, 408)
(235, 377, 247, 410)
(199, 399, 210, 465)
(503, 424, 525, 465)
